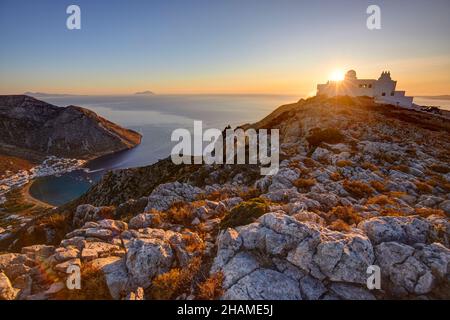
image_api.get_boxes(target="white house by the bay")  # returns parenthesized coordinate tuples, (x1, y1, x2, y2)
(317, 70, 414, 108)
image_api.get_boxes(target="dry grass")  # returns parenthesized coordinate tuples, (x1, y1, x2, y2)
(293, 178, 316, 190)
(415, 208, 446, 218)
(56, 262, 112, 300)
(388, 191, 407, 198)
(182, 233, 205, 253)
(288, 159, 302, 169)
(336, 160, 353, 168)
(370, 180, 387, 193)
(303, 157, 317, 168)
(148, 257, 202, 300)
(380, 208, 407, 217)
(343, 180, 374, 198)
(95, 206, 115, 220)
(415, 181, 433, 194)
(427, 176, 450, 192)
(367, 195, 395, 206)
(327, 206, 362, 226)
(374, 151, 395, 164)
(390, 164, 410, 174)
(198, 190, 227, 201)
(362, 162, 379, 172)
(328, 219, 351, 232)
(330, 172, 342, 181)
(238, 187, 261, 201)
(164, 202, 196, 225)
(197, 272, 224, 300)
(19, 211, 72, 247)
(148, 268, 183, 300)
(429, 164, 450, 174)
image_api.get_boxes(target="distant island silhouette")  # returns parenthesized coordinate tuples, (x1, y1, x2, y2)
(24, 92, 84, 97)
(417, 95, 450, 100)
(134, 90, 155, 95)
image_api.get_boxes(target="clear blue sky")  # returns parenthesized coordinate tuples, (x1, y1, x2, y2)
(1, 0, 449, 95)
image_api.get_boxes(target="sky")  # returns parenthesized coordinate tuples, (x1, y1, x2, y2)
(0, 0, 449, 95)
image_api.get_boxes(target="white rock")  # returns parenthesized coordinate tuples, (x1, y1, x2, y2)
(222, 269, 302, 300)
(125, 237, 174, 288)
(0, 272, 19, 300)
(144, 182, 202, 212)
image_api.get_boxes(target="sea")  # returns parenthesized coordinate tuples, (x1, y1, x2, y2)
(28, 94, 450, 206)
(29, 94, 298, 205)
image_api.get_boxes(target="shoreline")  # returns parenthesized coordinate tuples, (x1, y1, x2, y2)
(21, 182, 54, 209)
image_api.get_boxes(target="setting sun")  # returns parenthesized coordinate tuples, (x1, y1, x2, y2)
(329, 69, 345, 81)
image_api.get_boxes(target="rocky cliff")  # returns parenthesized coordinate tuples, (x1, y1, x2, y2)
(0, 95, 142, 162)
(0, 96, 449, 300)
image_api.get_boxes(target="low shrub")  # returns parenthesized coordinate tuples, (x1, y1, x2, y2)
(336, 160, 353, 168)
(415, 181, 433, 194)
(370, 180, 387, 193)
(429, 164, 450, 174)
(56, 262, 112, 300)
(362, 162, 379, 172)
(375, 151, 395, 164)
(390, 165, 410, 174)
(367, 195, 395, 206)
(306, 128, 345, 148)
(329, 219, 351, 232)
(238, 187, 261, 200)
(293, 178, 316, 190)
(165, 202, 195, 225)
(327, 206, 362, 225)
(380, 209, 406, 217)
(415, 208, 446, 218)
(182, 233, 205, 253)
(220, 198, 269, 229)
(343, 180, 374, 198)
(197, 272, 224, 300)
(330, 172, 342, 181)
(303, 157, 317, 168)
(148, 257, 201, 300)
(388, 191, 407, 198)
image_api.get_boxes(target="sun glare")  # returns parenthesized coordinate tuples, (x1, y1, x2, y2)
(329, 70, 345, 81)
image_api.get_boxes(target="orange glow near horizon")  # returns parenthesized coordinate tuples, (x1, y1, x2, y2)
(329, 70, 345, 82)
(2, 61, 450, 97)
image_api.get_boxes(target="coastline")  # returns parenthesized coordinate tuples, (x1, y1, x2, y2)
(21, 182, 54, 209)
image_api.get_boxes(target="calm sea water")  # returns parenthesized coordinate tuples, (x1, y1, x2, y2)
(29, 94, 297, 205)
(28, 94, 450, 205)
(413, 97, 450, 110)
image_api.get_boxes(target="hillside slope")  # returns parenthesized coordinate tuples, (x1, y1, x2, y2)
(0, 95, 142, 162)
(1, 96, 449, 300)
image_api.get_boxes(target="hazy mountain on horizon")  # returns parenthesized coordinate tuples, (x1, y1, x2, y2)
(417, 95, 450, 100)
(23, 92, 84, 97)
(134, 90, 155, 95)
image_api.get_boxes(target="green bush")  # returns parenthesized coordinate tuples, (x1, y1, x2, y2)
(306, 128, 345, 148)
(220, 198, 269, 229)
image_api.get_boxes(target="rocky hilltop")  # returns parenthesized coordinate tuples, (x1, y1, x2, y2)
(0, 96, 449, 300)
(0, 95, 142, 162)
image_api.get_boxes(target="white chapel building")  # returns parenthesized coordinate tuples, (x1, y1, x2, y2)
(317, 70, 414, 108)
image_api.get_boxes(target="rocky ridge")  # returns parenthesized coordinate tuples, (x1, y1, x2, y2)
(0, 95, 142, 162)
